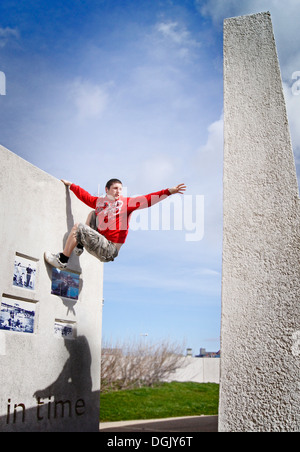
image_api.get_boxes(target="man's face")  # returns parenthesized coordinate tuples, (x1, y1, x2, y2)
(106, 182, 123, 200)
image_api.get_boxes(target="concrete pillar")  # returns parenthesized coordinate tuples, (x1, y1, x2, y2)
(0, 145, 103, 431)
(220, 12, 300, 431)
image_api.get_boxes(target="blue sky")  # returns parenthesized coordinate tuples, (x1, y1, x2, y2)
(1, 0, 300, 355)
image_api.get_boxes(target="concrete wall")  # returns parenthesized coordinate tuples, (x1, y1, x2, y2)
(164, 358, 220, 384)
(220, 12, 300, 431)
(0, 145, 104, 431)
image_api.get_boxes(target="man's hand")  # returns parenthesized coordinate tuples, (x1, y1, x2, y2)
(61, 179, 72, 187)
(169, 183, 186, 195)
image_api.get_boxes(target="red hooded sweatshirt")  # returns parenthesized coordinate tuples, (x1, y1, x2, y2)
(70, 184, 171, 244)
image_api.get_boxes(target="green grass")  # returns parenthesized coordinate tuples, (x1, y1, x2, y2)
(100, 382, 219, 422)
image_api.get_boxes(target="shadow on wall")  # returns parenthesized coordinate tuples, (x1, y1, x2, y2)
(1, 336, 100, 432)
(44, 186, 84, 309)
(63, 185, 83, 272)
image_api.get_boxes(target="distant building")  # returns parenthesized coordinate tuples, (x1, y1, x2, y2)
(195, 348, 220, 358)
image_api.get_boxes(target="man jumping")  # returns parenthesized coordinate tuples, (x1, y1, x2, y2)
(44, 179, 186, 269)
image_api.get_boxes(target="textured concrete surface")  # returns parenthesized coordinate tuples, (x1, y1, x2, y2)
(0, 145, 104, 431)
(220, 12, 300, 431)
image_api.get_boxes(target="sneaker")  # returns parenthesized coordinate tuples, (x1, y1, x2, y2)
(74, 244, 84, 256)
(44, 252, 67, 269)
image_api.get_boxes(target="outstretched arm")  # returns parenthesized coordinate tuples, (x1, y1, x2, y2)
(168, 183, 186, 195)
(129, 183, 187, 212)
(61, 179, 72, 186)
(61, 180, 98, 209)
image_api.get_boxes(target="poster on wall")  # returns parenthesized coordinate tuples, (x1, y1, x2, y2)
(54, 320, 76, 339)
(13, 255, 37, 291)
(51, 268, 80, 300)
(0, 297, 36, 334)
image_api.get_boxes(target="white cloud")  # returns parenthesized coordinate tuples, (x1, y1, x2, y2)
(156, 21, 200, 49)
(198, 114, 223, 154)
(151, 20, 201, 62)
(68, 78, 111, 121)
(283, 82, 300, 165)
(195, 113, 224, 192)
(0, 27, 19, 48)
(138, 154, 176, 188)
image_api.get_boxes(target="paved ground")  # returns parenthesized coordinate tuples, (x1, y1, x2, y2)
(100, 415, 218, 432)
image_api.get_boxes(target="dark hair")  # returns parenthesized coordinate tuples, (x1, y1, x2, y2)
(105, 178, 123, 190)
